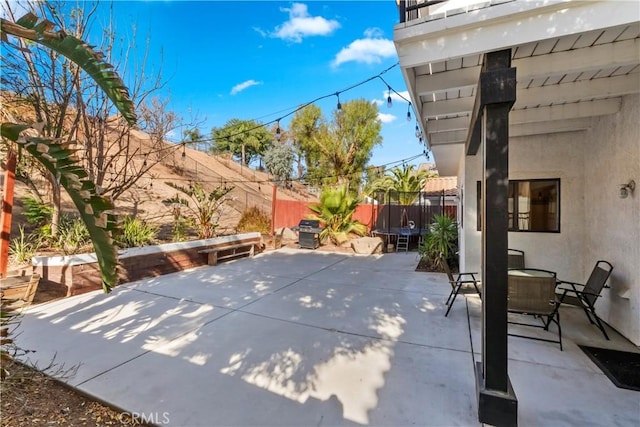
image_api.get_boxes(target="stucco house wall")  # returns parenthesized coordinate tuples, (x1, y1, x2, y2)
(458, 94, 639, 344)
(583, 94, 640, 345)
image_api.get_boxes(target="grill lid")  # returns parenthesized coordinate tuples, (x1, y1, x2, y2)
(298, 219, 320, 228)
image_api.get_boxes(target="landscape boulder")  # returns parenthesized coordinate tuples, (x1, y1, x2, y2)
(350, 236, 383, 255)
(276, 227, 298, 241)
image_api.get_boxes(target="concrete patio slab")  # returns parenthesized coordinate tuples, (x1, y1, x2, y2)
(12, 248, 639, 426)
(125, 266, 301, 309)
(75, 310, 477, 426)
(243, 277, 471, 351)
(17, 286, 230, 386)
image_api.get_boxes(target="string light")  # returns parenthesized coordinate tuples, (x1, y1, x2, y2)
(336, 92, 342, 111)
(406, 102, 412, 122)
(181, 143, 186, 160)
(275, 120, 281, 142)
(386, 85, 393, 108)
(415, 122, 421, 138)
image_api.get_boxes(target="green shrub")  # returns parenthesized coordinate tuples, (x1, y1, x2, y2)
(171, 217, 188, 242)
(22, 197, 53, 225)
(56, 215, 90, 254)
(117, 216, 158, 248)
(9, 226, 40, 264)
(236, 207, 271, 234)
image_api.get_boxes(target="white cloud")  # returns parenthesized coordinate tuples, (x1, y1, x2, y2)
(373, 90, 411, 107)
(230, 79, 262, 95)
(378, 113, 397, 124)
(332, 27, 396, 67)
(271, 3, 340, 43)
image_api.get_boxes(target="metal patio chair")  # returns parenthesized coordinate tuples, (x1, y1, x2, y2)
(443, 255, 481, 317)
(508, 269, 562, 350)
(556, 260, 614, 340)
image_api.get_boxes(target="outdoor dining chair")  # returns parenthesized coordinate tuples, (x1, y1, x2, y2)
(508, 269, 562, 350)
(556, 260, 614, 340)
(442, 255, 481, 317)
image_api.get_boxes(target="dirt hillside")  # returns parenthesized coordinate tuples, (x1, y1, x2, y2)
(1, 94, 317, 238)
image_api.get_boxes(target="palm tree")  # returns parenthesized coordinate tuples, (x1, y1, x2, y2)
(308, 184, 367, 245)
(1, 13, 136, 292)
(368, 164, 431, 205)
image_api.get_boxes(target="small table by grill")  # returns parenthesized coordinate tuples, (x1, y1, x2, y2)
(292, 219, 324, 249)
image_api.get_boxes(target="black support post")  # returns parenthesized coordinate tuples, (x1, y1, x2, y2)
(468, 50, 518, 427)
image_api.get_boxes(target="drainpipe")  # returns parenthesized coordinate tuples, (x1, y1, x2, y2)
(0, 151, 17, 278)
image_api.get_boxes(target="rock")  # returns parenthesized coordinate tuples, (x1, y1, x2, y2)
(276, 227, 298, 241)
(350, 236, 383, 255)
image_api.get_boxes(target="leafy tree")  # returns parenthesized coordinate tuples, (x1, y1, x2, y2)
(211, 118, 273, 165)
(1, 2, 179, 234)
(291, 100, 382, 191)
(183, 127, 207, 152)
(163, 183, 233, 239)
(368, 164, 432, 205)
(1, 12, 137, 291)
(264, 143, 295, 185)
(308, 184, 367, 245)
(289, 104, 323, 179)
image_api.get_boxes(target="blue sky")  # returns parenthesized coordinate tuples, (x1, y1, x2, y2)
(73, 2, 427, 167)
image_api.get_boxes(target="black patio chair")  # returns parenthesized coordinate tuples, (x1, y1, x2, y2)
(556, 260, 614, 340)
(508, 248, 525, 270)
(508, 269, 562, 350)
(442, 255, 481, 317)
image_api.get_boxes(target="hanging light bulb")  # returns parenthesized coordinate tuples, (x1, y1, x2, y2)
(415, 123, 421, 138)
(181, 143, 186, 160)
(406, 103, 412, 122)
(336, 93, 342, 111)
(275, 120, 281, 142)
(386, 86, 392, 108)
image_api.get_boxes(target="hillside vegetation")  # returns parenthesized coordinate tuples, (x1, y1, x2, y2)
(1, 92, 317, 242)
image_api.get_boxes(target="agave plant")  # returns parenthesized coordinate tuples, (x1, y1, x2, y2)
(1, 14, 137, 292)
(308, 184, 367, 245)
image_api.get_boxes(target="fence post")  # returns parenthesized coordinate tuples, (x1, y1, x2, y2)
(271, 184, 277, 236)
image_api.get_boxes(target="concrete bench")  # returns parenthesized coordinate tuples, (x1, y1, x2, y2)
(198, 242, 255, 266)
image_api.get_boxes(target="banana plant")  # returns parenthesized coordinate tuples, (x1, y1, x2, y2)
(163, 182, 234, 239)
(1, 13, 137, 292)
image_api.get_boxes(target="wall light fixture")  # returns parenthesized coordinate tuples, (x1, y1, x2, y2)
(620, 180, 636, 199)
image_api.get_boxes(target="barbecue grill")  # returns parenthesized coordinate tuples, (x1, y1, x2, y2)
(293, 219, 324, 249)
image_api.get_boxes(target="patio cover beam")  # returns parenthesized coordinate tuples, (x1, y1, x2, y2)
(429, 117, 593, 145)
(470, 49, 518, 426)
(422, 75, 636, 120)
(426, 98, 621, 133)
(415, 38, 640, 95)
